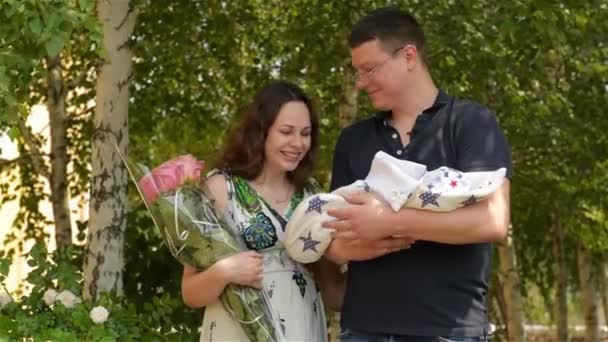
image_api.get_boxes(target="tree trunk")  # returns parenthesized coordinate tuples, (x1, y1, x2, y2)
(553, 215, 568, 342)
(599, 263, 608, 328)
(490, 272, 507, 340)
(338, 60, 358, 128)
(46, 54, 73, 249)
(83, 0, 136, 301)
(496, 224, 525, 341)
(578, 243, 600, 342)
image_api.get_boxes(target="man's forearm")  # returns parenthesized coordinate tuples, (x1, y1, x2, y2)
(390, 181, 511, 244)
(314, 258, 346, 311)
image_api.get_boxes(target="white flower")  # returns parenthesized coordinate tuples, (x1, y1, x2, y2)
(55, 290, 81, 308)
(0, 292, 12, 308)
(43, 289, 58, 306)
(89, 306, 109, 324)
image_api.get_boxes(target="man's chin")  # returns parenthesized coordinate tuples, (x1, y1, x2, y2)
(367, 93, 388, 109)
(370, 99, 391, 111)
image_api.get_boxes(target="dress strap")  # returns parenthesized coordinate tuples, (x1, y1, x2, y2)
(205, 168, 235, 197)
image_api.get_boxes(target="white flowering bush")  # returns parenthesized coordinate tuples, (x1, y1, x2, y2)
(0, 243, 200, 341)
(42, 288, 58, 306)
(0, 291, 12, 308)
(90, 306, 109, 324)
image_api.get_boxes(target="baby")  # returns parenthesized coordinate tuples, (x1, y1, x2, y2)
(284, 151, 506, 263)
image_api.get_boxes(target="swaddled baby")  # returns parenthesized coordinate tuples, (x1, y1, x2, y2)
(284, 151, 506, 263)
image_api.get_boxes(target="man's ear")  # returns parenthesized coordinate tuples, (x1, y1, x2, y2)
(401, 44, 419, 70)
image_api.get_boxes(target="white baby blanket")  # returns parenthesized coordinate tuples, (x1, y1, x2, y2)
(285, 151, 506, 263)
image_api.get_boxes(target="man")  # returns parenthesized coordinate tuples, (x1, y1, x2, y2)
(320, 6, 512, 341)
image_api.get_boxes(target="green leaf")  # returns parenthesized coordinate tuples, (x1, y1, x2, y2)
(0, 314, 17, 336)
(4, 94, 16, 107)
(78, 0, 92, 11)
(7, 127, 19, 141)
(29, 17, 42, 36)
(0, 67, 9, 92)
(44, 11, 62, 30)
(0, 110, 17, 127)
(45, 34, 65, 57)
(0, 258, 9, 278)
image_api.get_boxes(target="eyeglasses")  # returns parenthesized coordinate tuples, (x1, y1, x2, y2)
(353, 46, 406, 83)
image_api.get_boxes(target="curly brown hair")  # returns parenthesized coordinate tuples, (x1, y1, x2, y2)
(216, 81, 319, 190)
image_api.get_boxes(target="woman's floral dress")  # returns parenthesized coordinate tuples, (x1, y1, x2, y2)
(199, 171, 327, 342)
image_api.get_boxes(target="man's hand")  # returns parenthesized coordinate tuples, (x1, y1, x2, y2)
(324, 236, 415, 265)
(323, 192, 396, 240)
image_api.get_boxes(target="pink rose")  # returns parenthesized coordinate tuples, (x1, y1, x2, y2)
(138, 154, 205, 203)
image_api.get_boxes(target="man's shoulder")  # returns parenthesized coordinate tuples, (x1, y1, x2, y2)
(450, 96, 495, 117)
(443, 95, 500, 129)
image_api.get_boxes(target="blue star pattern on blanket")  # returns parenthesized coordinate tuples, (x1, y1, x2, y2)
(305, 196, 328, 214)
(419, 191, 441, 208)
(460, 195, 477, 206)
(299, 231, 321, 253)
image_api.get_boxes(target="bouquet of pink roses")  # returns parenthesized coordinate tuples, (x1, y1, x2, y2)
(118, 151, 282, 342)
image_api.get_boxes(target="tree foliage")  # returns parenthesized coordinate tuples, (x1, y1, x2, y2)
(1, 0, 608, 338)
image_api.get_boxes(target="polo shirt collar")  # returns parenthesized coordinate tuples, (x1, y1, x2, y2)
(375, 89, 450, 126)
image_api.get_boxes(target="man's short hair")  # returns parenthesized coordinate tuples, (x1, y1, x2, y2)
(350, 6, 427, 63)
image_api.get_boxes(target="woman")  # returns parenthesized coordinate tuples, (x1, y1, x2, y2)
(181, 81, 327, 341)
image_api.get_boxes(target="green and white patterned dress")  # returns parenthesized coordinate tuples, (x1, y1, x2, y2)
(199, 171, 327, 342)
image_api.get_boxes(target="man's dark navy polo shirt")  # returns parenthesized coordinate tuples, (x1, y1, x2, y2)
(329, 90, 512, 336)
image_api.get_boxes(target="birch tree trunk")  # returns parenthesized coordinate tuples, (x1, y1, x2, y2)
(578, 243, 600, 342)
(46, 54, 73, 249)
(553, 215, 568, 342)
(496, 224, 525, 341)
(15, 54, 73, 250)
(83, 0, 136, 301)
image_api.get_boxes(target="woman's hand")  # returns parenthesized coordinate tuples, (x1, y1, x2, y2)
(214, 251, 264, 289)
(182, 253, 263, 308)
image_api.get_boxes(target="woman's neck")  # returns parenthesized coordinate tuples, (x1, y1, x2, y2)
(251, 168, 291, 190)
(250, 169, 294, 207)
